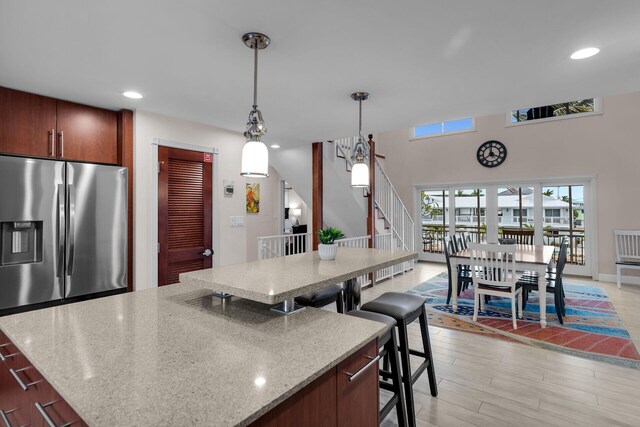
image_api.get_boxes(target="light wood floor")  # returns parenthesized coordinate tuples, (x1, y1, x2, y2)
(360, 261, 640, 427)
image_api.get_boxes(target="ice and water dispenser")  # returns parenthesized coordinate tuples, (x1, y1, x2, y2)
(0, 221, 43, 265)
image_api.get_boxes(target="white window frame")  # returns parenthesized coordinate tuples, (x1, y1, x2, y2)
(414, 176, 597, 278)
(411, 117, 476, 141)
(506, 98, 602, 127)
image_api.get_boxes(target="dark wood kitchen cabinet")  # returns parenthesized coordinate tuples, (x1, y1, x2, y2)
(0, 329, 87, 427)
(0, 86, 118, 164)
(0, 86, 57, 158)
(56, 100, 118, 164)
(251, 338, 379, 427)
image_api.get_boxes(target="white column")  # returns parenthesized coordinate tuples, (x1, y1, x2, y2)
(485, 185, 498, 243)
(534, 184, 543, 245)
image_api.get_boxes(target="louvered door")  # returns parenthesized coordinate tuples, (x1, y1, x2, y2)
(158, 147, 213, 285)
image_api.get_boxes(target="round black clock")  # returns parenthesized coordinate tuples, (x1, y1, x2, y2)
(477, 140, 507, 168)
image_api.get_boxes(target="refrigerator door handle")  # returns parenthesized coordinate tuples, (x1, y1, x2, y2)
(56, 184, 65, 278)
(66, 184, 76, 275)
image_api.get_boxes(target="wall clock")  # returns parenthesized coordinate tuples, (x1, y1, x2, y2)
(477, 140, 507, 168)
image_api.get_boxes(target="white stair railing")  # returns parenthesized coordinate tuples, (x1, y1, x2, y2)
(333, 136, 415, 278)
(258, 233, 313, 260)
(335, 235, 370, 248)
(374, 158, 415, 273)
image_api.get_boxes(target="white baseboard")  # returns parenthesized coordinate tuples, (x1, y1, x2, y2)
(598, 274, 640, 286)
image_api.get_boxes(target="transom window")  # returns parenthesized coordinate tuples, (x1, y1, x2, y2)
(414, 118, 474, 138)
(510, 98, 599, 124)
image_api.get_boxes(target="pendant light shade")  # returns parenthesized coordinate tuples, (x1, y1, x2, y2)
(241, 140, 269, 177)
(240, 33, 270, 178)
(350, 92, 370, 188)
(351, 162, 369, 187)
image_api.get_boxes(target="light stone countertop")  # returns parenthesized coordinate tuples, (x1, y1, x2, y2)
(0, 282, 386, 426)
(181, 247, 418, 304)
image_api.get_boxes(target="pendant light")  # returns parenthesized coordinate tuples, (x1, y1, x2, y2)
(350, 92, 370, 187)
(241, 32, 270, 177)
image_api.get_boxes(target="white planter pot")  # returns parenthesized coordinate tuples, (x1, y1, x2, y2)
(318, 243, 337, 260)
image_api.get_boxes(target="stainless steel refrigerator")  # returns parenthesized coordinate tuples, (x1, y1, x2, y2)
(0, 155, 127, 311)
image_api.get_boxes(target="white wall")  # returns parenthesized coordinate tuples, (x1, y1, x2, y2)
(134, 111, 279, 290)
(375, 91, 640, 278)
(245, 166, 281, 262)
(286, 187, 311, 230)
(270, 142, 367, 239)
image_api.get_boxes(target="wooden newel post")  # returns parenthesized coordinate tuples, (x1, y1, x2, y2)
(312, 142, 323, 250)
(367, 134, 376, 249)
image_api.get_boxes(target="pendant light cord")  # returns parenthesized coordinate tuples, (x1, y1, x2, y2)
(253, 45, 258, 108)
(358, 99, 363, 136)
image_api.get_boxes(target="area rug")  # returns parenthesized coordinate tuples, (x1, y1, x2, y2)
(407, 272, 640, 369)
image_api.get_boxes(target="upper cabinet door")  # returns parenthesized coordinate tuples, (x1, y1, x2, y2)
(0, 87, 57, 157)
(56, 100, 118, 164)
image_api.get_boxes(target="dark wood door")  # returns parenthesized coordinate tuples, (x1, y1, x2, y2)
(56, 100, 118, 164)
(0, 86, 57, 157)
(158, 147, 213, 286)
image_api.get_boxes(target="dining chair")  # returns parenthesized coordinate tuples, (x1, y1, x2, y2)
(518, 237, 568, 323)
(501, 228, 534, 245)
(443, 236, 472, 304)
(469, 243, 523, 329)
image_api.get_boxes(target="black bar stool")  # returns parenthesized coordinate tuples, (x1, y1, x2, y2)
(295, 284, 344, 313)
(361, 292, 437, 427)
(347, 310, 407, 427)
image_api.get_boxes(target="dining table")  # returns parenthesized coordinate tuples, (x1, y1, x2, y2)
(180, 247, 418, 314)
(450, 244, 555, 327)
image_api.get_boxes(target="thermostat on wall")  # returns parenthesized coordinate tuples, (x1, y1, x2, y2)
(223, 180, 234, 196)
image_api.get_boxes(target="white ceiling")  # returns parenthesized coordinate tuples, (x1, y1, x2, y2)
(2, 1, 640, 147)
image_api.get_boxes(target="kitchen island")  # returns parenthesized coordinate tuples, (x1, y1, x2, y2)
(0, 280, 386, 426)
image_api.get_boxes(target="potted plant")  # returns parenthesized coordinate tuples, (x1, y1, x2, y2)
(317, 228, 345, 260)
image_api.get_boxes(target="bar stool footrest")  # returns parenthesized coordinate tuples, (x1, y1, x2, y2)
(410, 360, 430, 384)
(408, 349, 427, 358)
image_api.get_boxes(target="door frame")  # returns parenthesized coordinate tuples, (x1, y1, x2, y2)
(413, 175, 598, 279)
(150, 138, 219, 288)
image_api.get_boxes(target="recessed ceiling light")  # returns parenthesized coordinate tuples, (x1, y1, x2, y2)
(270, 144, 280, 149)
(570, 47, 599, 60)
(123, 91, 143, 99)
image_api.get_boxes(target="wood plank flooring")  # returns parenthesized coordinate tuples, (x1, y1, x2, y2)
(358, 262, 640, 427)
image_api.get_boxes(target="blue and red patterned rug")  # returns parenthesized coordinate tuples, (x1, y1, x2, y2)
(407, 273, 640, 368)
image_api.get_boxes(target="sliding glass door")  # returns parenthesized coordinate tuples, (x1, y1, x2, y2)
(420, 189, 449, 256)
(542, 184, 586, 269)
(453, 188, 486, 243)
(417, 180, 592, 275)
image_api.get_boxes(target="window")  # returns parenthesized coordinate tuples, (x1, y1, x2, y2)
(545, 209, 561, 217)
(414, 118, 474, 138)
(510, 98, 598, 124)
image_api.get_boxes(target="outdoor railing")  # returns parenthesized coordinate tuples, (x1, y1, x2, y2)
(423, 216, 570, 225)
(543, 228, 586, 265)
(421, 225, 585, 266)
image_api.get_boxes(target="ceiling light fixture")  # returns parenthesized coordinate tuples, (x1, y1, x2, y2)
(570, 47, 599, 60)
(270, 144, 280, 149)
(123, 91, 143, 99)
(350, 92, 370, 188)
(241, 32, 271, 178)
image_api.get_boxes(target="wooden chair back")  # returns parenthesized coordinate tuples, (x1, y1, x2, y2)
(501, 228, 534, 245)
(442, 235, 455, 276)
(614, 230, 640, 264)
(469, 243, 517, 290)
